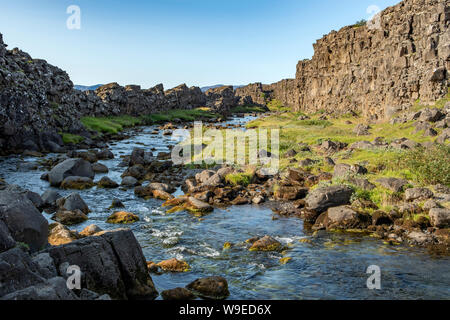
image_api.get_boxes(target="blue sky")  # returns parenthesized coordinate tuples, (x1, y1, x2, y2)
(0, 0, 400, 89)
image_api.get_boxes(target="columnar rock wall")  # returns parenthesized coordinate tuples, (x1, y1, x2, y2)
(0, 32, 248, 153)
(236, 0, 449, 119)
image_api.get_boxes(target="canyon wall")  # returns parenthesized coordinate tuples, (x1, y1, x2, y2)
(236, 0, 449, 119)
(0, 33, 246, 153)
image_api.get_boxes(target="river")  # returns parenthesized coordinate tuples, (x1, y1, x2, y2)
(0, 115, 449, 300)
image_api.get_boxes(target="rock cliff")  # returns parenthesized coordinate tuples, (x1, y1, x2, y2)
(0, 33, 246, 154)
(236, 0, 449, 119)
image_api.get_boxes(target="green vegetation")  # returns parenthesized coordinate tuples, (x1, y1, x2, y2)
(267, 99, 291, 112)
(61, 133, 85, 144)
(142, 108, 219, 124)
(353, 19, 367, 27)
(396, 144, 450, 186)
(81, 108, 220, 134)
(230, 105, 268, 114)
(225, 170, 255, 187)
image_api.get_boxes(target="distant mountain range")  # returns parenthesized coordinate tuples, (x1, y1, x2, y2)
(74, 84, 103, 91)
(74, 84, 245, 92)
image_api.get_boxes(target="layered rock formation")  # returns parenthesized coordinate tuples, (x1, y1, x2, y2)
(236, 0, 449, 119)
(0, 33, 248, 154)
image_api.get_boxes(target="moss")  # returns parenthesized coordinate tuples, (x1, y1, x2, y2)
(61, 133, 85, 144)
(225, 171, 254, 187)
(223, 242, 232, 250)
(230, 105, 268, 114)
(279, 257, 292, 265)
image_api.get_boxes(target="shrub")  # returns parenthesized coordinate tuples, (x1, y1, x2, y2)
(353, 19, 367, 27)
(397, 144, 450, 186)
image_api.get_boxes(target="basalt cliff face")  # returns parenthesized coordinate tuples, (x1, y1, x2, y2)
(0, 33, 247, 154)
(236, 0, 449, 119)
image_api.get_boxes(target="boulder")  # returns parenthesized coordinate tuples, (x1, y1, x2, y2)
(0, 220, 16, 253)
(429, 208, 450, 228)
(97, 176, 119, 189)
(156, 258, 190, 272)
(121, 176, 139, 187)
(107, 211, 140, 224)
(186, 276, 230, 300)
(0, 190, 48, 252)
(305, 185, 353, 214)
(48, 223, 81, 246)
(326, 206, 370, 230)
(249, 235, 282, 252)
(333, 163, 367, 179)
(376, 177, 408, 192)
(353, 124, 371, 136)
(48, 158, 95, 187)
(347, 177, 376, 190)
(52, 210, 88, 226)
(405, 188, 434, 201)
(80, 225, 103, 237)
(274, 186, 308, 201)
(58, 193, 90, 214)
(61, 176, 95, 190)
(92, 163, 109, 173)
(41, 190, 61, 208)
(195, 170, 216, 184)
(186, 197, 213, 215)
(46, 229, 158, 300)
(96, 148, 114, 160)
(161, 288, 196, 301)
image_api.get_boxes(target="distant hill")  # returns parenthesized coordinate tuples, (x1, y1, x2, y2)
(201, 84, 244, 92)
(74, 84, 103, 91)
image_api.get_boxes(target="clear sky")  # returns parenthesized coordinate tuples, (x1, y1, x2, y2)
(0, 0, 400, 89)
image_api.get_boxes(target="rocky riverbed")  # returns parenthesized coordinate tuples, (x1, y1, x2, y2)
(1, 114, 449, 300)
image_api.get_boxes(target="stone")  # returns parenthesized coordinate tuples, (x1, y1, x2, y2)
(58, 193, 89, 214)
(152, 190, 174, 201)
(186, 197, 213, 215)
(52, 210, 88, 226)
(41, 190, 61, 208)
(333, 163, 367, 179)
(325, 206, 369, 230)
(429, 208, 450, 228)
(61, 176, 95, 190)
(196, 170, 216, 184)
(148, 182, 174, 193)
(0, 277, 79, 300)
(249, 235, 282, 252)
(121, 176, 139, 187)
(405, 188, 434, 201)
(186, 276, 230, 300)
(371, 211, 393, 226)
(349, 141, 375, 150)
(347, 177, 376, 190)
(274, 186, 308, 201)
(80, 224, 103, 237)
(156, 258, 190, 272)
(436, 128, 450, 144)
(376, 178, 408, 192)
(353, 124, 371, 136)
(96, 148, 114, 160)
(48, 223, 80, 246)
(299, 158, 316, 167)
(0, 190, 48, 252)
(285, 149, 297, 158)
(305, 185, 353, 214)
(161, 288, 196, 301)
(97, 176, 119, 189)
(0, 220, 16, 253)
(106, 211, 140, 224)
(46, 229, 158, 300)
(92, 163, 109, 173)
(48, 159, 95, 187)
(109, 198, 125, 209)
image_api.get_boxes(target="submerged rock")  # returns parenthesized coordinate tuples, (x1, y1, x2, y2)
(186, 276, 230, 300)
(52, 210, 88, 226)
(61, 176, 95, 190)
(107, 211, 140, 224)
(156, 258, 190, 272)
(249, 235, 283, 252)
(48, 158, 95, 187)
(161, 287, 196, 301)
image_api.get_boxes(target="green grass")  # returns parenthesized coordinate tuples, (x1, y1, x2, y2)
(61, 133, 85, 144)
(142, 108, 219, 124)
(81, 108, 220, 134)
(225, 170, 255, 187)
(267, 99, 291, 112)
(230, 105, 268, 114)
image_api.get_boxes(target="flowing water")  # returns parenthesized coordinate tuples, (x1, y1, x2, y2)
(0, 115, 449, 300)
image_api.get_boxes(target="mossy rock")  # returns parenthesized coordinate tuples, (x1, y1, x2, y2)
(106, 211, 140, 224)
